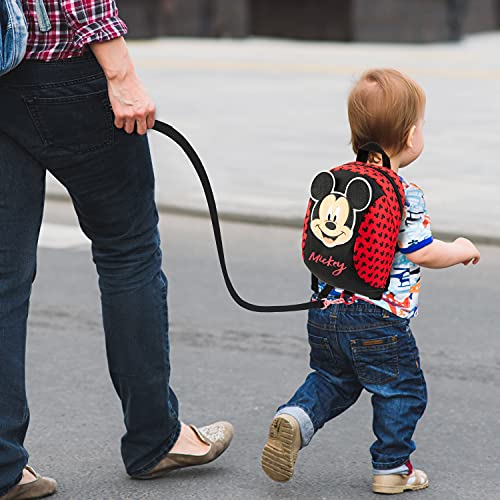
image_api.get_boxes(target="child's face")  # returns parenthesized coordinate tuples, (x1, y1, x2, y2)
(399, 111, 425, 168)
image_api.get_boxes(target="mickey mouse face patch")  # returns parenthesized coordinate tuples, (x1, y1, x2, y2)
(310, 171, 372, 248)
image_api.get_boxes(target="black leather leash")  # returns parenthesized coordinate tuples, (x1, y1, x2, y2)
(152, 120, 330, 312)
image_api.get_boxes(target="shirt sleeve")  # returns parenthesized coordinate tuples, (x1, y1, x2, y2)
(398, 183, 433, 254)
(61, 0, 128, 49)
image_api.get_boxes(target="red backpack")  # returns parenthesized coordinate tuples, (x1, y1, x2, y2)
(302, 143, 405, 300)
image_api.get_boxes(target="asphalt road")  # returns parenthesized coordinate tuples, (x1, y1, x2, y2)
(23, 200, 499, 500)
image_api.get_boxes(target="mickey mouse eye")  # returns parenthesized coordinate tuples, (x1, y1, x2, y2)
(326, 207, 333, 221)
(333, 206, 342, 223)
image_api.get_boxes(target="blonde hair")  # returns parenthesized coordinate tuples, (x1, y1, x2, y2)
(348, 68, 426, 156)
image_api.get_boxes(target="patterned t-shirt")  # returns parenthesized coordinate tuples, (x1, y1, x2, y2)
(321, 178, 433, 319)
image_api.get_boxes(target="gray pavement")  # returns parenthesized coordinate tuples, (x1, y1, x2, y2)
(45, 32, 500, 242)
(23, 199, 500, 499)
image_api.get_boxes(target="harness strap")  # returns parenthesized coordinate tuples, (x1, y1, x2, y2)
(153, 120, 326, 313)
(311, 274, 319, 293)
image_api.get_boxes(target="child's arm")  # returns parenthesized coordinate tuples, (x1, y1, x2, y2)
(406, 237, 480, 269)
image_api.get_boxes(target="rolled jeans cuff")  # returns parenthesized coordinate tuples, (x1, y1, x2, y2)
(373, 463, 410, 475)
(276, 406, 314, 448)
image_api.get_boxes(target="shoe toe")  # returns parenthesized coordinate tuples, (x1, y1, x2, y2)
(198, 421, 234, 446)
(413, 469, 429, 486)
(40, 476, 58, 496)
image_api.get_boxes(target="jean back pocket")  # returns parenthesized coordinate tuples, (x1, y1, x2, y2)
(351, 335, 399, 385)
(308, 332, 344, 376)
(25, 89, 114, 154)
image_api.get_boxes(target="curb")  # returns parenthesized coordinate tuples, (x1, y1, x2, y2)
(46, 192, 500, 247)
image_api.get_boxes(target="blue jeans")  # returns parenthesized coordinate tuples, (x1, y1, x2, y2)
(0, 53, 180, 495)
(0, 0, 28, 77)
(278, 301, 427, 470)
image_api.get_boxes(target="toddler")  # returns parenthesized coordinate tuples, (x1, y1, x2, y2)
(261, 68, 480, 495)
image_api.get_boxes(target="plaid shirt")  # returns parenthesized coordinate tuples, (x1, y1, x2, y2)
(23, 0, 128, 61)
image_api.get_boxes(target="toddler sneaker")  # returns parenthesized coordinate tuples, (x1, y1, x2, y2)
(261, 414, 301, 482)
(372, 463, 428, 494)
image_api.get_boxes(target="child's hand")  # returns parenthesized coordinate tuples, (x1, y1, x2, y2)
(454, 237, 481, 265)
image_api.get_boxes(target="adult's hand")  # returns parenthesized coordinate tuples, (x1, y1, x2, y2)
(107, 72, 155, 135)
(90, 37, 155, 135)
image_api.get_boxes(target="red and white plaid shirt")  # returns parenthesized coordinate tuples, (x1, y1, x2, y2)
(23, 0, 128, 61)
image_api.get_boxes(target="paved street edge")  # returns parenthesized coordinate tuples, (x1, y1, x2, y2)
(46, 192, 500, 247)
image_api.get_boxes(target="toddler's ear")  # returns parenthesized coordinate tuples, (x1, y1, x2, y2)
(406, 125, 417, 149)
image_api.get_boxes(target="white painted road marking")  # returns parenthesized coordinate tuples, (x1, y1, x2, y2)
(38, 223, 90, 249)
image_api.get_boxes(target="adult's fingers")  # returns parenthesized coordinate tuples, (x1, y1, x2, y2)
(136, 116, 148, 135)
(112, 103, 155, 134)
(124, 116, 136, 134)
(146, 109, 156, 129)
(114, 115, 125, 129)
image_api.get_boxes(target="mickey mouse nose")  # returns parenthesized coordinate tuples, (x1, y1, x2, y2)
(325, 222, 336, 231)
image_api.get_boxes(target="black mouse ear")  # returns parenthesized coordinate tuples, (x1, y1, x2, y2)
(345, 177, 372, 211)
(311, 171, 335, 201)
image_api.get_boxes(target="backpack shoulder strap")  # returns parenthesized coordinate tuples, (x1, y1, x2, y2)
(311, 274, 319, 293)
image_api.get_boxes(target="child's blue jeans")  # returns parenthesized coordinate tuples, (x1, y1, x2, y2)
(277, 300, 427, 470)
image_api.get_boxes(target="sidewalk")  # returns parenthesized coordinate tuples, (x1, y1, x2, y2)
(47, 33, 500, 242)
